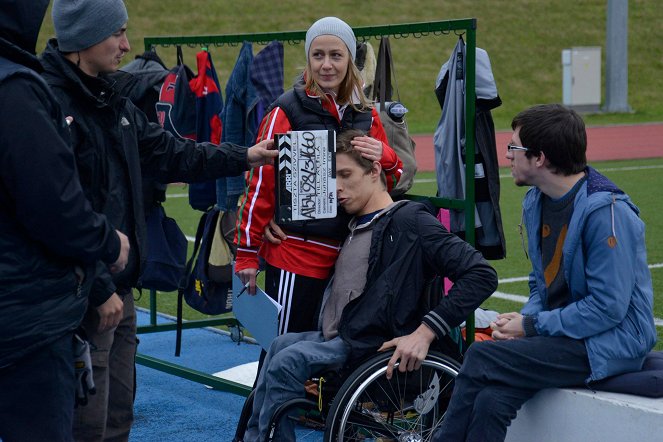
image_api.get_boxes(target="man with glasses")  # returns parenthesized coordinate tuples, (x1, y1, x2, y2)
(435, 104, 656, 442)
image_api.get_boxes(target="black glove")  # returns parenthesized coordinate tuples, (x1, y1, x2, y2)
(73, 332, 96, 407)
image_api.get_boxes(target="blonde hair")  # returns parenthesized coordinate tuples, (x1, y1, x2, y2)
(304, 56, 372, 112)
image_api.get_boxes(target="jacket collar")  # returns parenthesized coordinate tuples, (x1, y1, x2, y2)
(585, 166, 624, 196)
(349, 200, 407, 232)
(41, 38, 118, 108)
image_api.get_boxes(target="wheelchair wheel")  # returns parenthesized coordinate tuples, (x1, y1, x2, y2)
(324, 350, 460, 441)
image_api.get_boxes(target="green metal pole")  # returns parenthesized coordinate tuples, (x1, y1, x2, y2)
(464, 22, 478, 345)
(149, 289, 157, 326)
(136, 353, 251, 396)
(144, 19, 478, 51)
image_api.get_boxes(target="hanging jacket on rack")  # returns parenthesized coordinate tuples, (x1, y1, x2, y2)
(356, 40, 376, 98)
(218, 42, 255, 211)
(250, 40, 284, 124)
(219, 41, 284, 211)
(188, 49, 224, 211)
(433, 36, 506, 259)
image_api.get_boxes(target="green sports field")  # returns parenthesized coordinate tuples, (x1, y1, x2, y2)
(137, 157, 663, 350)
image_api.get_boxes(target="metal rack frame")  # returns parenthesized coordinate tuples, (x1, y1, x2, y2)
(138, 18, 477, 396)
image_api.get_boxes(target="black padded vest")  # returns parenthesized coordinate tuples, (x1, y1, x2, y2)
(269, 87, 373, 241)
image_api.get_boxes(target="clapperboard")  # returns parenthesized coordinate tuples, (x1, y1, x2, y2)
(275, 130, 336, 223)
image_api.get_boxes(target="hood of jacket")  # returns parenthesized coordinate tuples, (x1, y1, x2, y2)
(0, 0, 49, 54)
(0, 0, 49, 70)
(113, 56, 168, 107)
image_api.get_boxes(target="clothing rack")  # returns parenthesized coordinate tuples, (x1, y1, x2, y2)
(139, 18, 478, 396)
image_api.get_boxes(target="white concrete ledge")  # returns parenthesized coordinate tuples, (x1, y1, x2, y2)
(506, 388, 663, 442)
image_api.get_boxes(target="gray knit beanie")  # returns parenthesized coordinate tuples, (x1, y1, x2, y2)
(52, 0, 128, 52)
(305, 17, 356, 61)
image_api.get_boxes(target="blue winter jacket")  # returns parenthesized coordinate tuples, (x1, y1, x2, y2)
(521, 167, 656, 382)
(218, 42, 257, 207)
(218, 41, 285, 209)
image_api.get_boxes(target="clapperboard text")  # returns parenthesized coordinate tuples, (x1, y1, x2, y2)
(275, 130, 336, 223)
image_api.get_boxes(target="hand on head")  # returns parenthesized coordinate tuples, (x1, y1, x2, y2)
(351, 136, 383, 162)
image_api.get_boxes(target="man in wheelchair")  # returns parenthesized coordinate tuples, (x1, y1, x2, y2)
(241, 129, 498, 442)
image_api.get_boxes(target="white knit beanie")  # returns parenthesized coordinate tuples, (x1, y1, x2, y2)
(53, 0, 128, 52)
(304, 17, 356, 61)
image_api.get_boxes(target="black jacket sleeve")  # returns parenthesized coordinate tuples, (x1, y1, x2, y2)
(0, 75, 120, 264)
(89, 262, 117, 307)
(417, 208, 498, 338)
(131, 103, 250, 183)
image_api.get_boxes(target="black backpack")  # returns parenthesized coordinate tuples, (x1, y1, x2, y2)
(138, 204, 187, 293)
(175, 207, 234, 356)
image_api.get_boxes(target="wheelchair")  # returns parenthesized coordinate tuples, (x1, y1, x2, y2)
(233, 346, 461, 441)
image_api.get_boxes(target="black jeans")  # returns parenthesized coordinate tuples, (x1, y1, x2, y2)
(435, 336, 590, 442)
(0, 332, 76, 442)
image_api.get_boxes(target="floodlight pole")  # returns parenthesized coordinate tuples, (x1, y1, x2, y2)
(603, 0, 632, 113)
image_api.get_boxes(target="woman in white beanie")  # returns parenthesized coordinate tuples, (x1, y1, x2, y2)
(237, 17, 403, 441)
(236, 14, 402, 374)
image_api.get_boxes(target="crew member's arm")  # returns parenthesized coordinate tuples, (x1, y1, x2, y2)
(133, 104, 275, 183)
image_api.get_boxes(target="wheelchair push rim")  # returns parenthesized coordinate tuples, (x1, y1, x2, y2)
(325, 351, 460, 442)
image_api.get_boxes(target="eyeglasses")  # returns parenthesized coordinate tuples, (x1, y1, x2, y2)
(507, 143, 530, 153)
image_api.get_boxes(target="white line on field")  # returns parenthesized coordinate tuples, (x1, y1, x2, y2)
(496, 164, 663, 179)
(491, 291, 663, 327)
(491, 291, 529, 303)
(498, 263, 663, 285)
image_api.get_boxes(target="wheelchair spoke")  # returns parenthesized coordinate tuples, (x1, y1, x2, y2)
(342, 367, 448, 440)
(326, 351, 460, 442)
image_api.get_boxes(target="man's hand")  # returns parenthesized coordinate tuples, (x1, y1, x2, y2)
(247, 139, 277, 168)
(264, 219, 287, 245)
(378, 324, 436, 380)
(490, 312, 525, 340)
(110, 230, 129, 273)
(351, 136, 383, 162)
(237, 267, 259, 296)
(73, 332, 96, 407)
(96, 293, 123, 333)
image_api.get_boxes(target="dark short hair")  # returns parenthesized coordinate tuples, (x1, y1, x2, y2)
(511, 104, 587, 175)
(336, 129, 386, 187)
